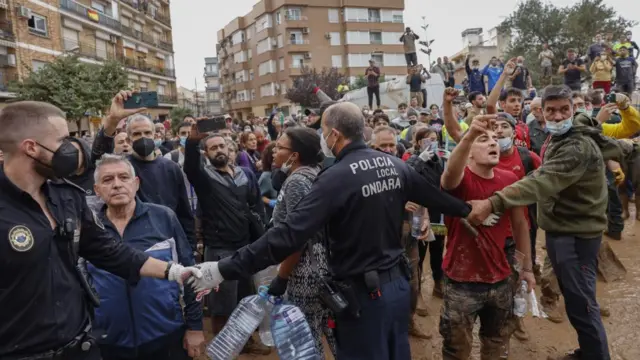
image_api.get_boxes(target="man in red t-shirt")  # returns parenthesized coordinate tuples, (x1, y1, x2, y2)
(440, 115, 535, 360)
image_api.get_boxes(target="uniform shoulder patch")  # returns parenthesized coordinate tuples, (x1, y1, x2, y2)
(8, 225, 34, 252)
(91, 209, 105, 230)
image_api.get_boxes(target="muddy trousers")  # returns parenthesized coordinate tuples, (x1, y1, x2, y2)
(546, 233, 610, 360)
(606, 169, 624, 235)
(439, 278, 512, 360)
(402, 223, 421, 313)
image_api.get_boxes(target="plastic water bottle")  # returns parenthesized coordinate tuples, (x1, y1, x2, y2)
(253, 266, 278, 346)
(206, 287, 269, 360)
(271, 301, 320, 360)
(411, 206, 424, 238)
(513, 280, 528, 317)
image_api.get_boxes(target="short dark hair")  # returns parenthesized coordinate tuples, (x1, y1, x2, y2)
(499, 87, 523, 102)
(541, 85, 573, 108)
(200, 133, 225, 150)
(468, 91, 483, 103)
(567, 48, 576, 53)
(398, 102, 408, 108)
(414, 127, 437, 143)
(374, 113, 390, 124)
(178, 122, 192, 129)
(183, 115, 195, 121)
(261, 142, 276, 172)
(571, 91, 585, 101)
(372, 109, 384, 115)
(0, 101, 66, 152)
(588, 89, 604, 105)
(284, 127, 323, 166)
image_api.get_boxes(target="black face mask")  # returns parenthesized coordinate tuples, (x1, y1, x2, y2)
(209, 153, 228, 167)
(271, 168, 288, 191)
(132, 137, 156, 158)
(32, 139, 80, 179)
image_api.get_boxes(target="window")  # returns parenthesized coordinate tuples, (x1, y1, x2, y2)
(246, 24, 254, 40)
(250, 89, 256, 100)
(347, 53, 370, 67)
(346, 31, 369, 45)
(249, 69, 254, 80)
(256, 14, 272, 32)
(277, 34, 283, 48)
(235, 70, 247, 83)
(382, 32, 403, 45)
(370, 31, 382, 45)
(330, 32, 341, 46)
(157, 84, 165, 95)
(392, 10, 403, 23)
(247, 49, 252, 59)
(328, 9, 339, 23)
(280, 82, 287, 95)
(368, 9, 380, 22)
(260, 83, 275, 97)
(279, 57, 284, 71)
(62, 28, 79, 51)
(331, 55, 342, 68)
(344, 8, 368, 22)
(257, 38, 273, 54)
(237, 90, 247, 102)
(291, 54, 305, 68)
(258, 60, 275, 75)
(231, 31, 245, 45)
(121, 16, 130, 27)
(285, 8, 301, 21)
(133, 22, 142, 32)
(139, 82, 148, 91)
(91, 1, 106, 13)
(275, 12, 281, 25)
(233, 51, 246, 63)
(128, 79, 136, 89)
(382, 53, 406, 67)
(289, 31, 303, 45)
(31, 60, 48, 72)
(371, 53, 383, 65)
(96, 38, 107, 59)
(28, 14, 47, 36)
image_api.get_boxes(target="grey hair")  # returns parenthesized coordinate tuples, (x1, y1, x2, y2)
(94, 153, 136, 184)
(323, 102, 365, 141)
(371, 126, 396, 144)
(126, 114, 154, 135)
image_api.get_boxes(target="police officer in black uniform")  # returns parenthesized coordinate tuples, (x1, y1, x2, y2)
(190, 102, 473, 359)
(0, 100, 201, 360)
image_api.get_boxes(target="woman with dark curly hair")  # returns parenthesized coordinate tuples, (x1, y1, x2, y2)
(257, 142, 277, 222)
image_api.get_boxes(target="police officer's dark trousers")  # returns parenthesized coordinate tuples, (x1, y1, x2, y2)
(546, 233, 610, 360)
(335, 268, 411, 360)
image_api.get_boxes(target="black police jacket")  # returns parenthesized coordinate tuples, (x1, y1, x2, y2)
(0, 169, 149, 357)
(218, 140, 471, 281)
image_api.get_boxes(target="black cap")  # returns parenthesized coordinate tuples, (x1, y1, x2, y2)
(304, 108, 319, 116)
(496, 112, 516, 128)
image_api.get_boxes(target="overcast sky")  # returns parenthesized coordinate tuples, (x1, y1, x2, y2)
(170, 0, 639, 90)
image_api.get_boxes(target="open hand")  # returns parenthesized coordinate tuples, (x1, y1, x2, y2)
(405, 201, 420, 213)
(595, 103, 617, 123)
(183, 330, 205, 358)
(105, 90, 147, 129)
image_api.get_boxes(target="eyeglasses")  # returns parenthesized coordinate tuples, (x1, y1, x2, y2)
(274, 144, 292, 151)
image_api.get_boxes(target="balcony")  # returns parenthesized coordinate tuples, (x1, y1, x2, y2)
(284, 15, 308, 29)
(121, 24, 172, 51)
(206, 84, 220, 92)
(59, 0, 121, 31)
(152, 12, 171, 27)
(0, 0, 7, 9)
(0, 21, 14, 42)
(289, 63, 312, 75)
(158, 94, 178, 104)
(120, 0, 171, 28)
(122, 56, 175, 77)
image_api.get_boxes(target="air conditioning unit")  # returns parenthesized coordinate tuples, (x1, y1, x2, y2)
(109, 35, 118, 43)
(7, 54, 16, 67)
(17, 6, 31, 18)
(304, 52, 312, 60)
(324, 33, 331, 39)
(302, 27, 309, 34)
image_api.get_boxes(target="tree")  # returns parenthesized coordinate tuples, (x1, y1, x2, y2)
(169, 107, 193, 133)
(11, 55, 128, 129)
(285, 66, 347, 108)
(350, 74, 386, 90)
(499, 0, 636, 87)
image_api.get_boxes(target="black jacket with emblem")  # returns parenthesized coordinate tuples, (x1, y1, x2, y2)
(218, 140, 471, 281)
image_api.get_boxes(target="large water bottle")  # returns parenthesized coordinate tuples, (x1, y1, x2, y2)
(513, 280, 528, 317)
(411, 206, 425, 238)
(253, 266, 278, 347)
(206, 287, 270, 360)
(271, 301, 320, 360)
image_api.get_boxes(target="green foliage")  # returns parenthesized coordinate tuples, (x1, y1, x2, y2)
(10, 55, 128, 126)
(350, 74, 386, 90)
(169, 107, 193, 133)
(499, 0, 637, 87)
(285, 66, 347, 108)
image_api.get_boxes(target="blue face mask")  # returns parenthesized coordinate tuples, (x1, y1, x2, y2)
(154, 139, 162, 146)
(546, 117, 573, 136)
(179, 136, 187, 147)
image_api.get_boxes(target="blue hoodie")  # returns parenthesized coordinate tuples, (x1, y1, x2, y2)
(482, 64, 504, 92)
(88, 200, 201, 356)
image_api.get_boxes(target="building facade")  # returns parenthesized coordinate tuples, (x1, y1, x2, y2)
(0, 0, 178, 129)
(177, 85, 205, 116)
(216, 0, 406, 120)
(449, 27, 511, 86)
(203, 56, 221, 115)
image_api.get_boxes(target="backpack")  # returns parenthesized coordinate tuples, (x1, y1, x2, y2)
(517, 146, 534, 175)
(170, 150, 180, 164)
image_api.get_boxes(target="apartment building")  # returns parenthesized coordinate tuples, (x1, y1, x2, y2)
(448, 27, 511, 85)
(216, 0, 406, 119)
(177, 86, 205, 116)
(203, 56, 222, 115)
(1, 0, 178, 129)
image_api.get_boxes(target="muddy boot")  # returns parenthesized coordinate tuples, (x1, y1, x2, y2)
(600, 304, 611, 317)
(241, 335, 272, 355)
(547, 349, 582, 360)
(621, 193, 630, 220)
(500, 341, 510, 359)
(513, 317, 529, 341)
(415, 292, 429, 317)
(533, 263, 542, 284)
(540, 296, 564, 323)
(432, 280, 444, 299)
(409, 317, 432, 339)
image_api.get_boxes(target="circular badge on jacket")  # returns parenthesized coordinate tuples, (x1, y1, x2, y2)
(8, 225, 34, 252)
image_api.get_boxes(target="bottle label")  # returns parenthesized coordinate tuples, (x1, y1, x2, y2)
(283, 307, 304, 324)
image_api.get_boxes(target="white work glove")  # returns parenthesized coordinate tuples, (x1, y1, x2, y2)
(419, 148, 434, 162)
(482, 213, 501, 227)
(615, 93, 630, 110)
(167, 263, 203, 286)
(187, 261, 224, 293)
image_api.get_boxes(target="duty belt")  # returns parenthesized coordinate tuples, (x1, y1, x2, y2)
(14, 324, 95, 360)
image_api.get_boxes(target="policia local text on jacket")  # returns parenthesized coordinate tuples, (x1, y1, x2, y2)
(217, 140, 471, 359)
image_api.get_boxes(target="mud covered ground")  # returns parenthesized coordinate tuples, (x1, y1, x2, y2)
(199, 215, 640, 360)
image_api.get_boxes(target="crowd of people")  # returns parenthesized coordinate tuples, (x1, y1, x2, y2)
(1, 26, 640, 360)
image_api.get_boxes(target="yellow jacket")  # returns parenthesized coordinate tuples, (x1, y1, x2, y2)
(602, 105, 640, 139)
(589, 59, 613, 82)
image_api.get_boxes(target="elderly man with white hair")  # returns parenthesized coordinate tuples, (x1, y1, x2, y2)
(526, 97, 546, 155)
(89, 154, 204, 359)
(93, 91, 199, 254)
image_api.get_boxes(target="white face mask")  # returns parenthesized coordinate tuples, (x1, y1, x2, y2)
(498, 137, 513, 152)
(320, 130, 335, 158)
(546, 117, 574, 136)
(280, 154, 294, 174)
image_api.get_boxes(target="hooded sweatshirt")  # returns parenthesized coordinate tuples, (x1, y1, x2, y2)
(488, 113, 632, 238)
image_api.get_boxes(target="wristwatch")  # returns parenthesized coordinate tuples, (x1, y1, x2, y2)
(164, 261, 174, 280)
